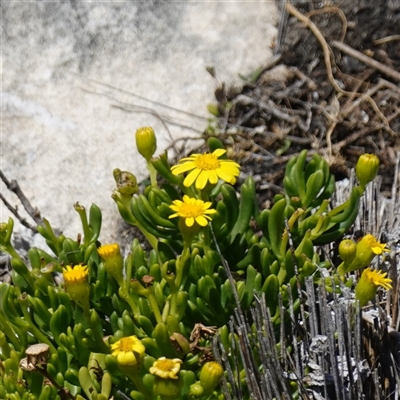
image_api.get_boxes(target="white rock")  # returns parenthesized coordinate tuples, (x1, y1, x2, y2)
(2, 2, 278, 243)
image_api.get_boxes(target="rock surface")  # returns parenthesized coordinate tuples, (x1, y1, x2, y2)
(2, 1, 278, 243)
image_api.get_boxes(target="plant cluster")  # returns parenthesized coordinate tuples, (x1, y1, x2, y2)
(0, 127, 391, 400)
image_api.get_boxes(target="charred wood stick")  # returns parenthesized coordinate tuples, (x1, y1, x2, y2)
(331, 40, 400, 83)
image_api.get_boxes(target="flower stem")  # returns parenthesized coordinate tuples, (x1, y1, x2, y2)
(121, 367, 153, 400)
(146, 290, 163, 325)
(169, 247, 190, 318)
(147, 160, 158, 188)
(119, 286, 141, 316)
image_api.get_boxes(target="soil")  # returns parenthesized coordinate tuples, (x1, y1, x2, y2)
(184, 0, 400, 206)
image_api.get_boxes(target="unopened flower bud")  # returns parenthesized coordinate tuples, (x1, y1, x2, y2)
(356, 153, 379, 189)
(339, 239, 357, 263)
(135, 126, 157, 161)
(189, 382, 205, 398)
(199, 361, 223, 393)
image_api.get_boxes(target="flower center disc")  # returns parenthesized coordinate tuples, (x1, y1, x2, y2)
(180, 203, 203, 217)
(119, 338, 135, 352)
(157, 359, 175, 372)
(194, 154, 220, 170)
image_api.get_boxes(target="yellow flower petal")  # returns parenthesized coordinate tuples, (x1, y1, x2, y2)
(208, 169, 219, 184)
(195, 216, 208, 226)
(220, 160, 240, 174)
(150, 357, 183, 379)
(118, 351, 137, 366)
(168, 196, 216, 228)
(184, 168, 201, 187)
(216, 168, 237, 184)
(196, 170, 210, 190)
(186, 217, 195, 227)
(355, 267, 393, 307)
(171, 161, 196, 175)
(170, 150, 240, 189)
(111, 336, 145, 366)
(63, 265, 89, 285)
(213, 148, 227, 157)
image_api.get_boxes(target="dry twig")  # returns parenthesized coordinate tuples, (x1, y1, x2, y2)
(0, 169, 42, 230)
(331, 40, 400, 83)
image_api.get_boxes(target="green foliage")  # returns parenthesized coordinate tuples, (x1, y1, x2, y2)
(0, 134, 386, 399)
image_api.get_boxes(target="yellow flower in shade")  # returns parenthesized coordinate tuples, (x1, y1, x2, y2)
(355, 267, 392, 307)
(171, 149, 240, 190)
(169, 195, 216, 227)
(149, 357, 182, 379)
(98, 243, 124, 286)
(341, 234, 390, 274)
(111, 336, 145, 366)
(62, 265, 90, 313)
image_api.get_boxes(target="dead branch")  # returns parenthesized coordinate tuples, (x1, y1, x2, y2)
(0, 169, 42, 227)
(331, 40, 400, 83)
(0, 192, 38, 233)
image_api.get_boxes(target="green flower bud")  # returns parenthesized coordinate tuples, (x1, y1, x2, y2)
(113, 169, 138, 195)
(189, 382, 205, 398)
(356, 153, 379, 189)
(207, 103, 220, 117)
(355, 267, 392, 307)
(199, 361, 223, 393)
(338, 239, 357, 263)
(135, 126, 157, 161)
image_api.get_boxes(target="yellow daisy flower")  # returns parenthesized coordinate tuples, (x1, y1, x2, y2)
(111, 336, 145, 366)
(169, 195, 216, 227)
(171, 149, 240, 190)
(62, 265, 90, 314)
(355, 267, 392, 307)
(63, 264, 89, 284)
(341, 234, 390, 273)
(365, 234, 390, 255)
(98, 243, 124, 285)
(149, 357, 182, 379)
